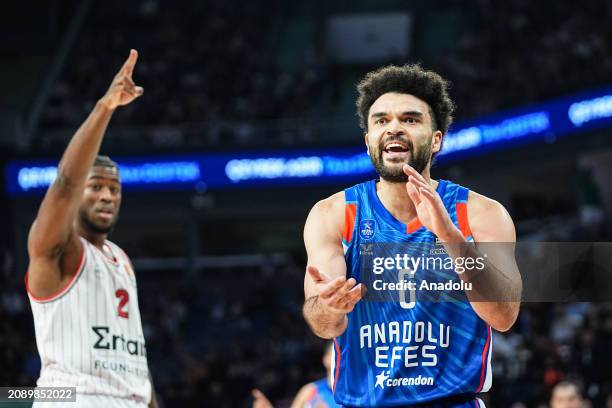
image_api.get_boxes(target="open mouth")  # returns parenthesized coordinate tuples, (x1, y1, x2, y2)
(383, 142, 409, 153)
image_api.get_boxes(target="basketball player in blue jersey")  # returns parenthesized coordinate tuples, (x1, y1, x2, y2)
(302, 64, 522, 407)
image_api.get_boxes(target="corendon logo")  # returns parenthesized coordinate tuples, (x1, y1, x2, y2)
(92, 326, 147, 357)
(375, 371, 390, 388)
(375, 371, 434, 389)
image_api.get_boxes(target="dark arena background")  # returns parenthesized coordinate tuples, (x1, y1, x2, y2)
(2, 1, 612, 407)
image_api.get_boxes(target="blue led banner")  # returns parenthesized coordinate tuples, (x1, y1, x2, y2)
(439, 86, 612, 161)
(5, 149, 375, 196)
(5, 86, 612, 196)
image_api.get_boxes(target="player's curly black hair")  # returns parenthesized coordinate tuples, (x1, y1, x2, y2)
(356, 64, 455, 136)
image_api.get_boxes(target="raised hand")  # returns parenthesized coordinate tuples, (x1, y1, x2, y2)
(100, 49, 144, 110)
(403, 164, 460, 241)
(307, 266, 363, 314)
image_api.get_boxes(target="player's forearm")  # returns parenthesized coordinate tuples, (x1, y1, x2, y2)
(55, 100, 115, 193)
(462, 259, 521, 331)
(440, 230, 521, 331)
(303, 296, 347, 339)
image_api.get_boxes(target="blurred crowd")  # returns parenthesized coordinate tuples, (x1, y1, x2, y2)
(492, 303, 612, 407)
(37, 0, 327, 150)
(35, 0, 612, 150)
(439, 0, 612, 120)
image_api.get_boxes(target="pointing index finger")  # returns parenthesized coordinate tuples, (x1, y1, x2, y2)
(121, 49, 138, 77)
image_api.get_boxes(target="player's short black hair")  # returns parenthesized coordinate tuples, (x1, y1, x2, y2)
(94, 155, 118, 171)
(356, 64, 455, 135)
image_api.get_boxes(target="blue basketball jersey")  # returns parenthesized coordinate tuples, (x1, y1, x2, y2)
(331, 179, 492, 407)
(306, 378, 341, 408)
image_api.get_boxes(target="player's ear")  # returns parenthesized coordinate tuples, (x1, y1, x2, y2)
(364, 133, 370, 156)
(431, 130, 443, 154)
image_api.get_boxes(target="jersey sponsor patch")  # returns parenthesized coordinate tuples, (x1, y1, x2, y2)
(375, 371, 435, 389)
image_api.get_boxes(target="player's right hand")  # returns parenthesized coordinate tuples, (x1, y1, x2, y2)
(307, 266, 364, 314)
(99, 49, 144, 110)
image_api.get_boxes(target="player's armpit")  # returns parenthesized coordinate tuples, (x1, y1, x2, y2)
(26, 236, 83, 301)
(27, 185, 84, 261)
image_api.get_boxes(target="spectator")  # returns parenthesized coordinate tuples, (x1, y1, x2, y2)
(550, 380, 585, 408)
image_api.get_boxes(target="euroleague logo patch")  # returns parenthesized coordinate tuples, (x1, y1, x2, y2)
(359, 219, 377, 240)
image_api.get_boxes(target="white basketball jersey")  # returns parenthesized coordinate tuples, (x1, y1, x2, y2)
(27, 237, 151, 405)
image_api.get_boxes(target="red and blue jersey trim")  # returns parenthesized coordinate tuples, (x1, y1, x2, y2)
(476, 325, 492, 393)
(332, 338, 341, 394)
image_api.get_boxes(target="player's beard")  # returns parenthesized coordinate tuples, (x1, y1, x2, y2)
(79, 207, 118, 235)
(370, 135, 432, 183)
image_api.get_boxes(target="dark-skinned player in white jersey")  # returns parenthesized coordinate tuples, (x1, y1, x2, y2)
(27, 50, 158, 408)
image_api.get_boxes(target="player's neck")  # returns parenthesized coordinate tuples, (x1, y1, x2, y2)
(76, 224, 108, 250)
(377, 169, 436, 225)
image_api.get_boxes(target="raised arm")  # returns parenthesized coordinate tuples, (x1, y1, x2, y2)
(27, 49, 143, 298)
(303, 192, 363, 339)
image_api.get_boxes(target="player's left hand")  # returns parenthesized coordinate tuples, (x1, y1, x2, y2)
(403, 164, 461, 241)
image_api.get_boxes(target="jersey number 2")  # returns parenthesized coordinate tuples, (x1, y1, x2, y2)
(115, 289, 129, 319)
